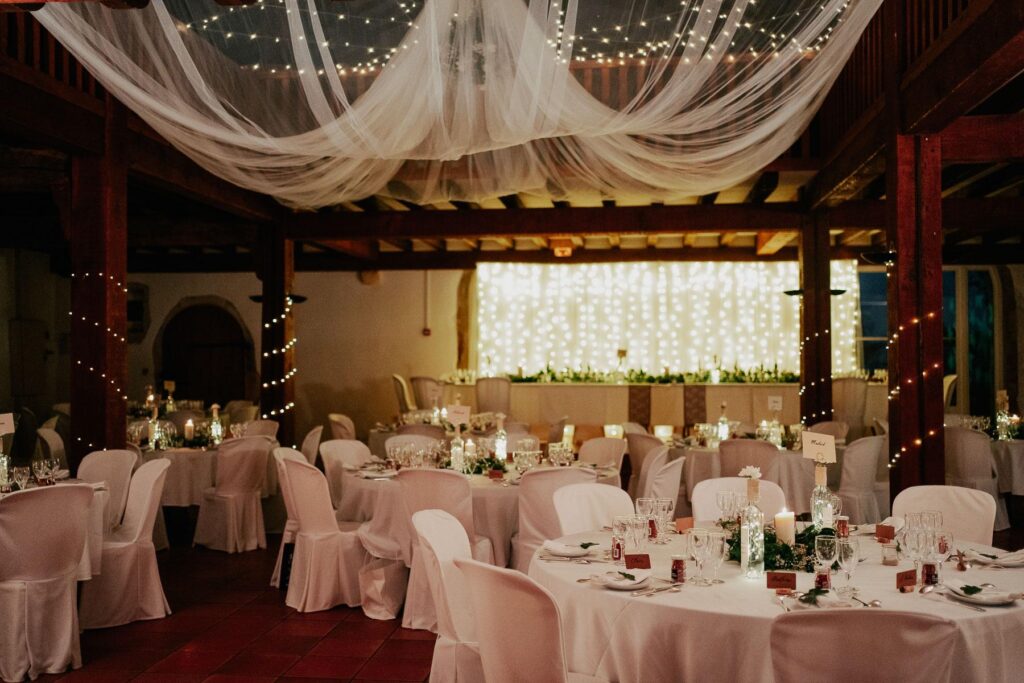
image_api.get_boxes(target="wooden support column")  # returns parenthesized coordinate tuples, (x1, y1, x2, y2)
(69, 94, 128, 470)
(799, 215, 832, 423)
(258, 223, 295, 446)
(885, 1, 945, 492)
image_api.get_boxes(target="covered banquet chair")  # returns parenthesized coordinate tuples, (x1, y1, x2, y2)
(691, 477, 787, 520)
(475, 377, 511, 416)
(193, 437, 270, 552)
(944, 426, 1010, 531)
(625, 433, 664, 498)
(643, 453, 685, 504)
(831, 377, 868, 441)
(835, 435, 885, 524)
(270, 448, 308, 588)
(578, 437, 627, 486)
(320, 439, 375, 510)
(245, 419, 279, 438)
(393, 374, 417, 413)
(718, 439, 780, 480)
(36, 427, 67, 469)
(299, 425, 323, 465)
(806, 420, 850, 445)
(510, 467, 597, 573)
(553, 483, 634, 535)
(78, 448, 137, 531)
(636, 445, 669, 501)
(410, 376, 444, 411)
(892, 485, 996, 546)
(328, 413, 356, 440)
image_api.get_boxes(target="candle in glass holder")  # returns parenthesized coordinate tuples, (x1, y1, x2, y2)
(774, 509, 796, 546)
(465, 439, 477, 458)
(184, 419, 195, 441)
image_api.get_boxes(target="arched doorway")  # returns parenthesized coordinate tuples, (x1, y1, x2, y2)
(155, 299, 256, 406)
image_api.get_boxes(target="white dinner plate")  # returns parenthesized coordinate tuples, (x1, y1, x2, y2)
(967, 550, 1024, 568)
(595, 570, 651, 590)
(542, 542, 590, 558)
(360, 470, 398, 480)
(946, 584, 1018, 606)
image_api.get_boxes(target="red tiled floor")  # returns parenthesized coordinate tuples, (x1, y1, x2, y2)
(146, 651, 236, 676)
(215, 652, 300, 677)
(374, 640, 436, 660)
(283, 655, 366, 679)
(308, 637, 384, 659)
(355, 656, 432, 681)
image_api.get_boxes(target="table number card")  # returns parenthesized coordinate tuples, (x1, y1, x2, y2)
(163, 380, 176, 392)
(624, 554, 652, 570)
(801, 431, 837, 464)
(766, 571, 797, 590)
(767, 395, 783, 412)
(0, 413, 13, 436)
(896, 569, 917, 592)
(875, 524, 896, 542)
(446, 405, 471, 427)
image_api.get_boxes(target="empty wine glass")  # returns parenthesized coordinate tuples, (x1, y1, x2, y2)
(933, 529, 954, 583)
(715, 490, 737, 521)
(815, 534, 838, 576)
(31, 459, 48, 485)
(689, 528, 711, 586)
(612, 515, 631, 564)
(922, 510, 943, 530)
(12, 466, 30, 491)
(836, 538, 859, 595)
(627, 515, 649, 553)
(655, 497, 676, 540)
(707, 530, 727, 584)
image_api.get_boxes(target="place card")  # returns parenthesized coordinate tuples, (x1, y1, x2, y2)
(767, 571, 797, 590)
(0, 413, 13, 436)
(624, 554, 652, 570)
(875, 524, 896, 542)
(896, 569, 917, 591)
(674, 517, 695, 533)
(446, 405, 471, 427)
(801, 431, 837, 464)
(163, 380, 176, 392)
(768, 395, 783, 412)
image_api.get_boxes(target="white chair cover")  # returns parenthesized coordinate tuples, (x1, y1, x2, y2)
(397, 470, 494, 631)
(223, 400, 252, 424)
(945, 426, 1009, 530)
(410, 377, 445, 411)
(79, 449, 137, 531)
(282, 458, 367, 612)
(0, 485, 92, 682)
(127, 443, 169, 551)
(505, 421, 531, 436)
(691, 477, 787, 520)
(578, 437, 627, 486)
(832, 377, 868, 441)
(645, 455, 685, 503)
(626, 433, 664, 498)
(719, 439, 780, 480)
(943, 374, 958, 408)
(79, 459, 172, 629)
(553, 483, 635, 535)
(454, 558, 598, 683)
(412, 510, 485, 683)
(873, 418, 890, 435)
(387, 434, 443, 453)
(299, 425, 323, 465)
(270, 448, 308, 588)
(37, 427, 67, 469)
(770, 610, 956, 683)
(245, 419, 280, 438)
(836, 435, 885, 525)
(807, 420, 850, 445)
(396, 424, 446, 440)
(475, 377, 511, 416)
(623, 422, 648, 435)
(193, 437, 269, 552)
(320, 439, 374, 509)
(510, 468, 597, 573)
(892, 485, 997, 546)
(393, 374, 417, 413)
(328, 413, 356, 440)
(547, 416, 569, 445)
(636, 445, 669, 501)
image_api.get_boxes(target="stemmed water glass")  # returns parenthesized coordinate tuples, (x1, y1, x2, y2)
(689, 528, 711, 586)
(655, 497, 675, 540)
(612, 515, 631, 565)
(815, 535, 838, 584)
(716, 490, 737, 522)
(707, 530, 727, 584)
(31, 459, 49, 485)
(932, 529, 954, 583)
(12, 466, 31, 491)
(636, 498, 655, 540)
(627, 515, 649, 553)
(836, 538, 859, 595)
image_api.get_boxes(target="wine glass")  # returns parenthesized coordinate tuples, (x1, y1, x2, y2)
(44, 458, 59, 482)
(707, 530, 727, 584)
(815, 534, 838, 577)
(933, 529, 954, 583)
(31, 459, 48, 485)
(612, 515, 631, 564)
(922, 510, 943, 530)
(655, 497, 675, 540)
(12, 466, 31, 491)
(716, 490, 736, 521)
(626, 515, 649, 554)
(836, 538, 859, 595)
(689, 528, 711, 586)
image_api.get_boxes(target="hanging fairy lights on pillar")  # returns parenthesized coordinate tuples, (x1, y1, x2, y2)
(261, 295, 298, 418)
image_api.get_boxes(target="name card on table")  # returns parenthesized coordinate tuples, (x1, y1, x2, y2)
(675, 517, 695, 533)
(767, 571, 797, 590)
(875, 524, 896, 542)
(0, 413, 13, 436)
(768, 395, 783, 412)
(897, 569, 917, 592)
(446, 405, 471, 427)
(625, 554, 652, 570)
(801, 431, 837, 464)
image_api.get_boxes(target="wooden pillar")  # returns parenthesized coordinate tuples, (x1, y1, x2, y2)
(799, 215, 832, 424)
(69, 94, 128, 470)
(258, 223, 295, 446)
(884, 0, 945, 491)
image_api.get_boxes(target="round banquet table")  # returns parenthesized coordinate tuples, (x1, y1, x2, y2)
(991, 440, 1024, 495)
(530, 530, 1024, 682)
(142, 439, 279, 506)
(347, 465, 621, 568)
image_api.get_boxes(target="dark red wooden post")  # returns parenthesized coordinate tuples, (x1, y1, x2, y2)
(69, 94, 128, 470)
(799, 215, 832, 424)
(258, 222, 295, 446)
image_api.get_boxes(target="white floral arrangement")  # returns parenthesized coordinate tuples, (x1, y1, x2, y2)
(738, 466, 762, 480)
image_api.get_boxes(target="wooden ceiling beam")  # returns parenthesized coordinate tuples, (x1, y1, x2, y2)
(744, 171, 780, 205)
(756, 231, 799, 256)
(316, 239, 378, 261)
(941, 114, 1024, 164)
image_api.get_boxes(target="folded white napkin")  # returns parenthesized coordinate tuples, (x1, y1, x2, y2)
(966, 548, 1024, 565)
(542, 540, 587, 555)
(790, 592, 856, 610)
(945, 578, 1016, 602)
(593, 569, 651, 588)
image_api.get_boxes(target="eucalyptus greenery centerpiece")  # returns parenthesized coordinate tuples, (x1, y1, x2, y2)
(507, 363, 799, 385)
(723, 518, 836, 573)
(466, 456, 508, 475)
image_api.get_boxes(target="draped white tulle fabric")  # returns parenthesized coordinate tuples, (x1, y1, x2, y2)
(37, 0, 881, 208)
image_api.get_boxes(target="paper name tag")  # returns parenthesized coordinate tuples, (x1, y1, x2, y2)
(768, 395, 783, 412)
(446, 405, 471, 427)
(767, 571, 797, 590)
(624, 554, 652, 570)
(875, 524, 896, 542)
(801, 431, 837, 464)
(896, 569, 917, 591)
(0, 413, 13, 436)
(675, 517, 695, 533)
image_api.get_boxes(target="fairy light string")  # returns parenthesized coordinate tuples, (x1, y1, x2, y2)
(261, 296, 298, 419)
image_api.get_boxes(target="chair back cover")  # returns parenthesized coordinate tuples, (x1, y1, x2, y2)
(627, 433, 665, 497)
(553, 483, 634, 535)
(945, 426, 997, 481)
(224, 400, 254, 424)
(245, 419, 279, 438)
(273, 448, 307, 525)
(455, 558, 570, 683)
(578, 437, 627, 468)
(475, 377, 511, 415)
(547, 416, 568, 445)
(771, 610, 956, 683)
(832, 377, 868, 440)
(637, 445, 669, 500)
(283, 457, 339, 534)
(386, 434, 442, 453)
(873, 418, 889, 435)
(646, 455, 685, 502)
(518, 468, 597, 546)
(37, 427, 67, 469)
(397, 469, 477, 546)
(215, 438, 269, 495)
(327, 413, 356, 440)
(719, 439, 780, 478)
(396, 423, 446, 440)
(807, 420, 850, 442)
(299, 425, 323, 465)
(892, 485, 996, 545)
(79, 449, 137, 527)
(0, 485, 93, 580)
(623, 422, 648, 435)
(120, 458, 171, 544)
(691, 477, 787, 520)
(411, 509, 475, 643)
(409, 376, 444, 411)
(840, 436, 885, 492)
(320, 439, 373, 506)
(392, 374, 417, 413)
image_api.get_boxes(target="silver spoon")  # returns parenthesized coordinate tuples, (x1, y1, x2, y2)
(776, 596, 791, 613)
(851, 595, 882, 608)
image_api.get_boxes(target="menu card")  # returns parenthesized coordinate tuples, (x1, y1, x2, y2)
(768, 396, 783, 412)
(767, 571, 797, 590)
(624, 554, 652, 570)
(446, 405, 471, 428)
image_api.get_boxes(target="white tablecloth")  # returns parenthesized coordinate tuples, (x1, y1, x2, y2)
(991, 440, 1024, 495)
(143, 440, 279, 506)
(531, 530, 1024, 682)
(348, 466, 620, 568)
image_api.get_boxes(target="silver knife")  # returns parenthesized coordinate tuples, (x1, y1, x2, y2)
(944, 594, 986, 612)
(632, 583, 680, 597)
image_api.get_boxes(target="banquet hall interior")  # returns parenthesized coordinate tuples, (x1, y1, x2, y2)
(1, 0, 1024, 681)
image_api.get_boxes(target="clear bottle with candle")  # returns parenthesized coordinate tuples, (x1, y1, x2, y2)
(740, 478, 765, 578)
(209, 404, 223, 445)
(450, 425, 465, 473)
(431, 398, 441, 426)
(810, 464, 833, 529)
(148, 405, 161, 450)
(716, 401, 730, 442)
(494, 413, 508, 463)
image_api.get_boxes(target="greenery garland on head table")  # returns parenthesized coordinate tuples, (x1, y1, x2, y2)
(721, 519, 836, 572)
(508, 364, 800, 385)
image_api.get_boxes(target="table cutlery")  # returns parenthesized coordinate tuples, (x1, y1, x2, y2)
(776, 596, 791, 612)
(632, 584, 681, 597)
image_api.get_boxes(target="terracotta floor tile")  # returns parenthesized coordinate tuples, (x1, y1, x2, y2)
(328, 620, 398, 641)
(284, 656, 366, 679)
(308, 638, 384, 659)
(215, 652, 299, 677)
(131, 673, 207, 683)
(388, 628, 437, 642)
(267, 619, 339, 638)
(373, 640, 436, 660)
(355, 657, 432, 681)
(80, 648, 172, 672)
(202, 676, 276, 683)
(276, 677, 350, 683)
(54, 671, 135, 682)
(244, 634, 321, 657)
(146, 650, 235, 675)
(180, 630, 260, 654)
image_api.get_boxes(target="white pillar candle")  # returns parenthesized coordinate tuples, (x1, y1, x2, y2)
(466, 439, 477, 458)
(184, 419, 195, 441)
(774, 509, 796, 546)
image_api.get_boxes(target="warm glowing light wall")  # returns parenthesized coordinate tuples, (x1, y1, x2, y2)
(477, 261, 860, 376)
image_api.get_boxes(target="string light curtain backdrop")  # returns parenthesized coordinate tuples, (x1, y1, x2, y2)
(476, 260, 860, 377)
(36, 0, 881, 207)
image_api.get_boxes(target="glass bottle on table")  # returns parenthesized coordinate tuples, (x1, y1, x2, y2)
(494, 413, 508, 463)
(450, 425, 465, 473)
(716, 401, 730, 443)
(740, 478, 765, 579)
(809, 463, 834, 530)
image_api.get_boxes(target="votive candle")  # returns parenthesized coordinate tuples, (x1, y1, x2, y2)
(184, 419, 195, 441)
(774, 509, 796, 546)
